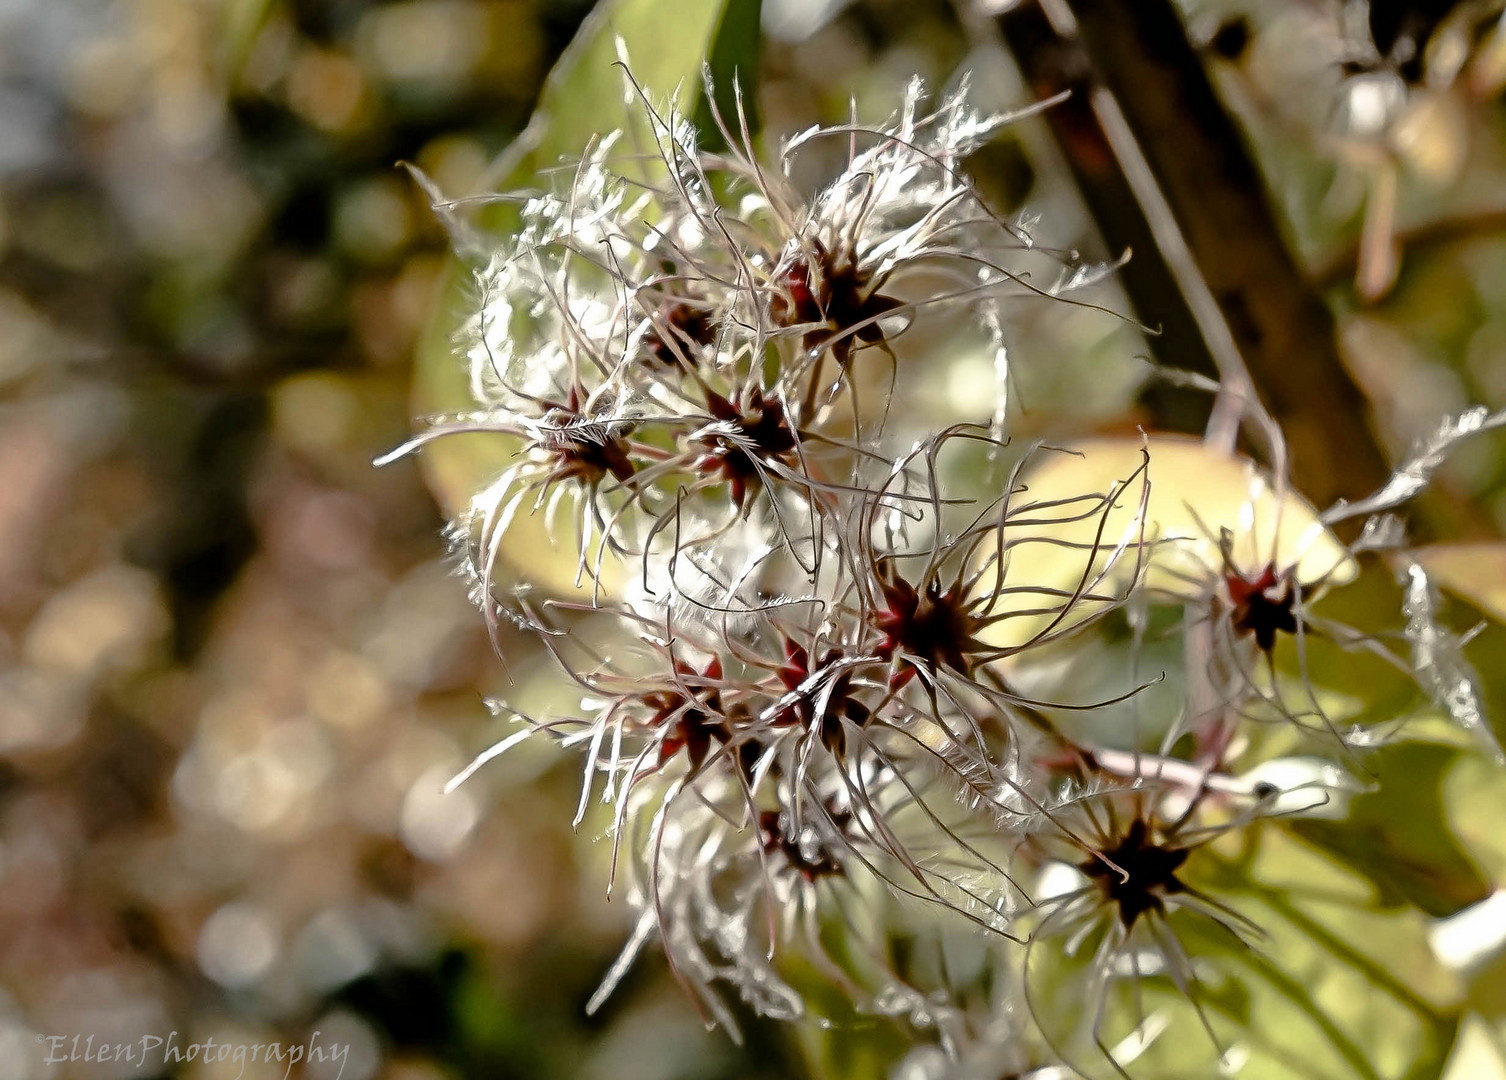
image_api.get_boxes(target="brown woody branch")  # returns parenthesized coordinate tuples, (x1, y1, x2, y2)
(994, 0, 1395, 509)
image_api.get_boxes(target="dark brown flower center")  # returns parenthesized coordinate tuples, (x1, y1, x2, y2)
(873, 567, 989, 678)
(758, 809, 844, 883)
(644, 659, 730, 772)
(1226, 563, 1298, 654)
(774, 641, 872, 757)
(696, 387, 799, 506)
(769, 240, 903, 365)
(641, 299, 716, 370)
(1079, 818, 1189, 929)
(537, 391, 636, 484)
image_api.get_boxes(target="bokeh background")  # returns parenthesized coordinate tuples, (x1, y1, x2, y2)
(1, 1, 1504, 1078)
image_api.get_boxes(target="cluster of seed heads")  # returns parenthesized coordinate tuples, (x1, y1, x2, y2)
(384, 73, 1504, 1077)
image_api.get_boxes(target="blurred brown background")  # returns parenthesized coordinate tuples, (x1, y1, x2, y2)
(1, 0, 1504, 1077)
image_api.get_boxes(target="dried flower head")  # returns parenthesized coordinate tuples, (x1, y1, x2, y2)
(383, 54, 1506, 1080)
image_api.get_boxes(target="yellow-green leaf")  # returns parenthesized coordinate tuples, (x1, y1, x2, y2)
(1412, 543, 1506, 626)
(405, 0, 736, 594)
(977, 435, 1357, 649)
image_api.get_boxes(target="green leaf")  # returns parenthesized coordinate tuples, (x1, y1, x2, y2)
(1092, 830, 1461, 1080)
(1446, 753, 1506, 884)
(219, 0, 278, 80)
(695, 0, 764, 150)
(974, 435, 1359, 652)
(1293, 741, 1492, 918)
(405, 0, 734, 586)
(1441, 1015, 1506, 1080)
(481, 0, 734, 198)
(1412, 544, 1506, 626)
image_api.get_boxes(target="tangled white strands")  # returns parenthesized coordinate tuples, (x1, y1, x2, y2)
(381, 65, 1505, 1075)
